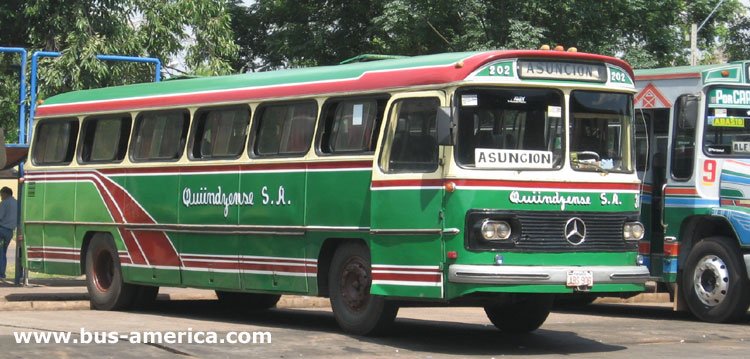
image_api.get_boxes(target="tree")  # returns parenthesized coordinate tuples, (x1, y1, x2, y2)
(25, 0, 239, 98)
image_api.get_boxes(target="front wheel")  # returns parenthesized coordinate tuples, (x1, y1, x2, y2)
(329, 242, 398, 336)
(682, 237, 750, 323)
(484, 294, 554, 333)
(85, 234, 137, 310)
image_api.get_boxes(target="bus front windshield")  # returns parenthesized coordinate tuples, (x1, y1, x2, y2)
(569, 91, 633, 173)
(455, 88, 564, 170)
(703, 87, 750, 157)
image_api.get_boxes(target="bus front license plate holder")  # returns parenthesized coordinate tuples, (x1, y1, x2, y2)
(566, 270, 593, 288)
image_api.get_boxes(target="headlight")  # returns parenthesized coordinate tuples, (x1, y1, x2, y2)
(623, 222, 645, 241)
(481, 220, 512, 240)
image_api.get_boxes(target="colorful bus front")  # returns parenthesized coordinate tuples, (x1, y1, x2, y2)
(22, 50, 647, 336)
(369, 52, 648, 331)
(635, 61, 750, 322)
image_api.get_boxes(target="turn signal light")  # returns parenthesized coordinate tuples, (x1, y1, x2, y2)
(444, 181, 456, 193)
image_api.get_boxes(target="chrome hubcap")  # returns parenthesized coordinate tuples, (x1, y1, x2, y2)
(693, 255, 729, 307)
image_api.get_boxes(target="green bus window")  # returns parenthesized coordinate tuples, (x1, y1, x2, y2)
(131, 110, 190, 162)
(79, 115, 131, 163)
(320, 98, 386, 154)
(191, 107, 250, 159)
(384, 97, 440, 173)
(32, 119, 79, 165)
(254, 102, 317, 156)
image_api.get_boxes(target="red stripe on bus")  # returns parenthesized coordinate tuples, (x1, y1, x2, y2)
(452, 179, 640, 191)
(371, 272, 442, 282)
(36, 50, 633, 117)
(181, 255, 313, 264)
(182, 260, 312, 273)
(28, 252, 79, 261)
(634, 73, 701, 81)
(664, 187, 698, 196)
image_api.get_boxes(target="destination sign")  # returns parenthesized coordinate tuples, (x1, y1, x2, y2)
(475, 148, 554, 169)
(518, 60, 607, 82)
(711, 117, 745, 128)
(709, 88, 750, 106)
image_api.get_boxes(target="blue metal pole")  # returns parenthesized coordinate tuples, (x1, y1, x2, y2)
(0, 47, 28, 144)
(95, 54, 162, 82)
(28, 52, 162, 141)
(28, 51, 60, 142)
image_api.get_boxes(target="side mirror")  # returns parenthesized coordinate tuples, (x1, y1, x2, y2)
(678, 95, 699, 130)
(436, 106, 453, 146)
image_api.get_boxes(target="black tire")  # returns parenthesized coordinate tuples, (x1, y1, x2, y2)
(132, 285, 159, 309)
(85, 234, 137, 310)
(215, 290, 281, 311)
(329, 242, 398, 336)
(484, 294, 554, 333)
(682, 237, 750, 323)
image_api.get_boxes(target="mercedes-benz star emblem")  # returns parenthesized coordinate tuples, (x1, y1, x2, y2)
(564, 217, 586, 245)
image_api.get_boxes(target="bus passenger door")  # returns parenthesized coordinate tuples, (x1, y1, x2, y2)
(637, 108, 670, 277)
(369, 91, 446, 299)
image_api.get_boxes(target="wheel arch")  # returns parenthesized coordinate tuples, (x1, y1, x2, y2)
(677, 215, 740, 271)
(316, 237, 368, 298)
(80, 231, 118, 274)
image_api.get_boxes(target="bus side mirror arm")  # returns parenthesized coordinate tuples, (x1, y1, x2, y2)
(436, 106, 454, 146)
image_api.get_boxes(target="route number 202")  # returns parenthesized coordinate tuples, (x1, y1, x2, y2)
(488, 65, 512, 76)
(610, 71, 629, 83)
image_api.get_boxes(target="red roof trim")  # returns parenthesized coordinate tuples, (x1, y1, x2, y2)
(635, 73, 701, 81)
(36, 50, 633, 118)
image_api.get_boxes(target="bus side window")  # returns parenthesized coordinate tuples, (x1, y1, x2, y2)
(79, 115, 131, 164)
(253, 101, 318, 156)
(319, 98, 387, 154)
(32, 119, 79, 165)
(130, 110, 190, 162)
(190, 106, 250, 160)
(382, 97, 440, 173)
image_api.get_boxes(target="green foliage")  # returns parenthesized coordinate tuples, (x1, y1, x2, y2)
(24, 0, 238, 98)
(2, 0, 750, 144)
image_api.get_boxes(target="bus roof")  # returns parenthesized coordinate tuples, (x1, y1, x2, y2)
(635, 61, 750, 82)
(37, 50, 634, 117)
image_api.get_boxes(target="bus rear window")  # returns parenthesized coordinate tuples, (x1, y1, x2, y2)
(131, 110, 189, 162)
(32, 119, 79, 165)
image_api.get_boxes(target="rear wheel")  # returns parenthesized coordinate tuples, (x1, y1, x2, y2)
(682, 237, 750, 323)
(85, 234, 137, 310)
(484, 294, 554, 333)
(329, 242, 398, 336)
(215, 291, 281, 311)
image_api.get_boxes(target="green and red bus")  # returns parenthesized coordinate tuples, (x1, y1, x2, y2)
(634, 60, 750, 322)
(22, 49, 648, 335)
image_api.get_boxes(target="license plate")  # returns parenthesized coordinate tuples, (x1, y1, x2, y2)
(566, 270, 594, 288)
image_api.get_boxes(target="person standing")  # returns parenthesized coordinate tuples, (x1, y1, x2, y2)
(0, 187, 18, 280)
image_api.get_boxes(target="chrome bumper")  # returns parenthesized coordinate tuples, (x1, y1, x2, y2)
(448, 264, 650, 285)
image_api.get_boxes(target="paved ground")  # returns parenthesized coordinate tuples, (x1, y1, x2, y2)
(0, 300, 749, 358)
